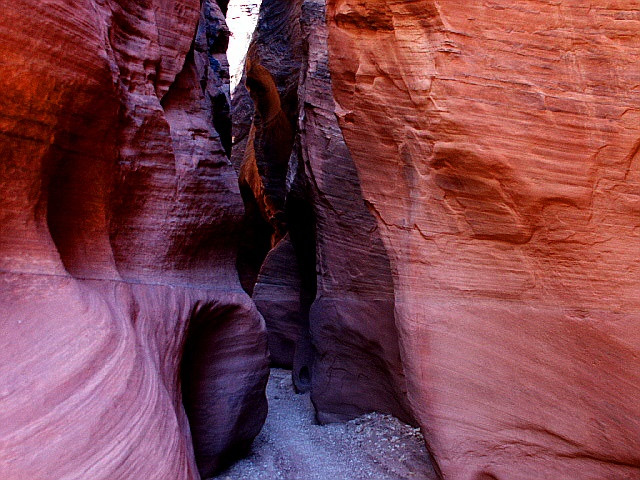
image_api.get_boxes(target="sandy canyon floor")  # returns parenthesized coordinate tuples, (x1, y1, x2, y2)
(212, 369, 438, 480)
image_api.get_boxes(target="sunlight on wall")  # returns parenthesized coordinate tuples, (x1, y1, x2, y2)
(227, 0, 261, 92)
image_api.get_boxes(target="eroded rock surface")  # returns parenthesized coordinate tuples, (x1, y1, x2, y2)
(0, 1, 268, 478)
(252, 234, 302, 367)
(239, 0, 640, 478)
(238, 0, 413, 420)
(326, 1, 640, 478)
(297, 0, 413, 423)
(5, 0, 639, 477)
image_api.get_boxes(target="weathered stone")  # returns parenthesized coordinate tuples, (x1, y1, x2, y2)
(239, 0, 640, 477)
(252, 234, 302, 367)
(326, 0, 640, 478)
(0, 1, 268, 478)
(239, 0, 414, 421)
(298, 0, 413, 424)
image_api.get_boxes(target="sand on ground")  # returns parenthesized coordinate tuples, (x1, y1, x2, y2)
(212, 368, 438, 480)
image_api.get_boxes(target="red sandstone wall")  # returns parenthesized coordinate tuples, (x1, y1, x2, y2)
(238, 0, 415, 419)
(326, 1, 640, 478)
(4, 0, 639, 477)
(0, 1, 268, 478)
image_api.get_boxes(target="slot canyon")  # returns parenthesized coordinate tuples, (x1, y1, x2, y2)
(1, 0, 639, 479)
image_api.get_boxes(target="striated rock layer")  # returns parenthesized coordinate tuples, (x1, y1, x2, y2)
(0, 0, 268, 479)
(252, 234, 303, 367)
(325, 0, 640, 478)
(238, 0, 413, 418)
(240, 0, 640, 478)
(297, 0, 413, 423)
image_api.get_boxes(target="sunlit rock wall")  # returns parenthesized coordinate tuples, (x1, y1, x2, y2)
(0, 1, 268, 478)
(326, 0, 640, 478)
(239, 0, 640, 478)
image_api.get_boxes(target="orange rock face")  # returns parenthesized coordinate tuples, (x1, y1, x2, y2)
(0, 1, 268, 478)
(4, 0, 640, 477)
(325, 0, 640, 478)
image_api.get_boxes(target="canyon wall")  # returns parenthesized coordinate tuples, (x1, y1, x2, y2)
(0, 0, 268, 478)
(239, 0, 413, 420)
(2, 0, 639, 478)
(326, 1, 640, 478)
(244, 0, 640, 478)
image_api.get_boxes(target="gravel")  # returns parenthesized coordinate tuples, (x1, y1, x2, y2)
(212, 368, 438, 480)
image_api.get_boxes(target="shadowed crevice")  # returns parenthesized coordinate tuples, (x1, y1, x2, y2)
(181, 300, 269, 478)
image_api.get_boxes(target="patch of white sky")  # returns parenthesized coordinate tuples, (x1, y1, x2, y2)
(226, 0, 262, 92)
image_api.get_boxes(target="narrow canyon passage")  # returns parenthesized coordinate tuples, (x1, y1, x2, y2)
(212, 369, 438, 480)
(220, 2, 440, 477)
(1, 0, 638, 477)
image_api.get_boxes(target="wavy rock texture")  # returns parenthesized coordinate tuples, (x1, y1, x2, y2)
(0, 1, 268, 479)
(325, 0, 640, 478)
(238, 0, 413, 418)
(235, 0, 308, 377)
(252, 234, 303, 367)
(239, 0, 640, 478)
(297, 0, 414, 423)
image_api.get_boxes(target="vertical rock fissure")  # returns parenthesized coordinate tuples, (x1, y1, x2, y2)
(194, 0, 233, 158)
(232, 0, 416, 428)
(231, 0, 318, 393)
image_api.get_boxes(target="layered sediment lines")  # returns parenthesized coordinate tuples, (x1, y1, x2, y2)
(3, 0, 640, 478)
(242, 0, 640, 478)
(326, 1, 640, 478)
(238, 0, 413, 419)
(0, 1, 268, 478)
